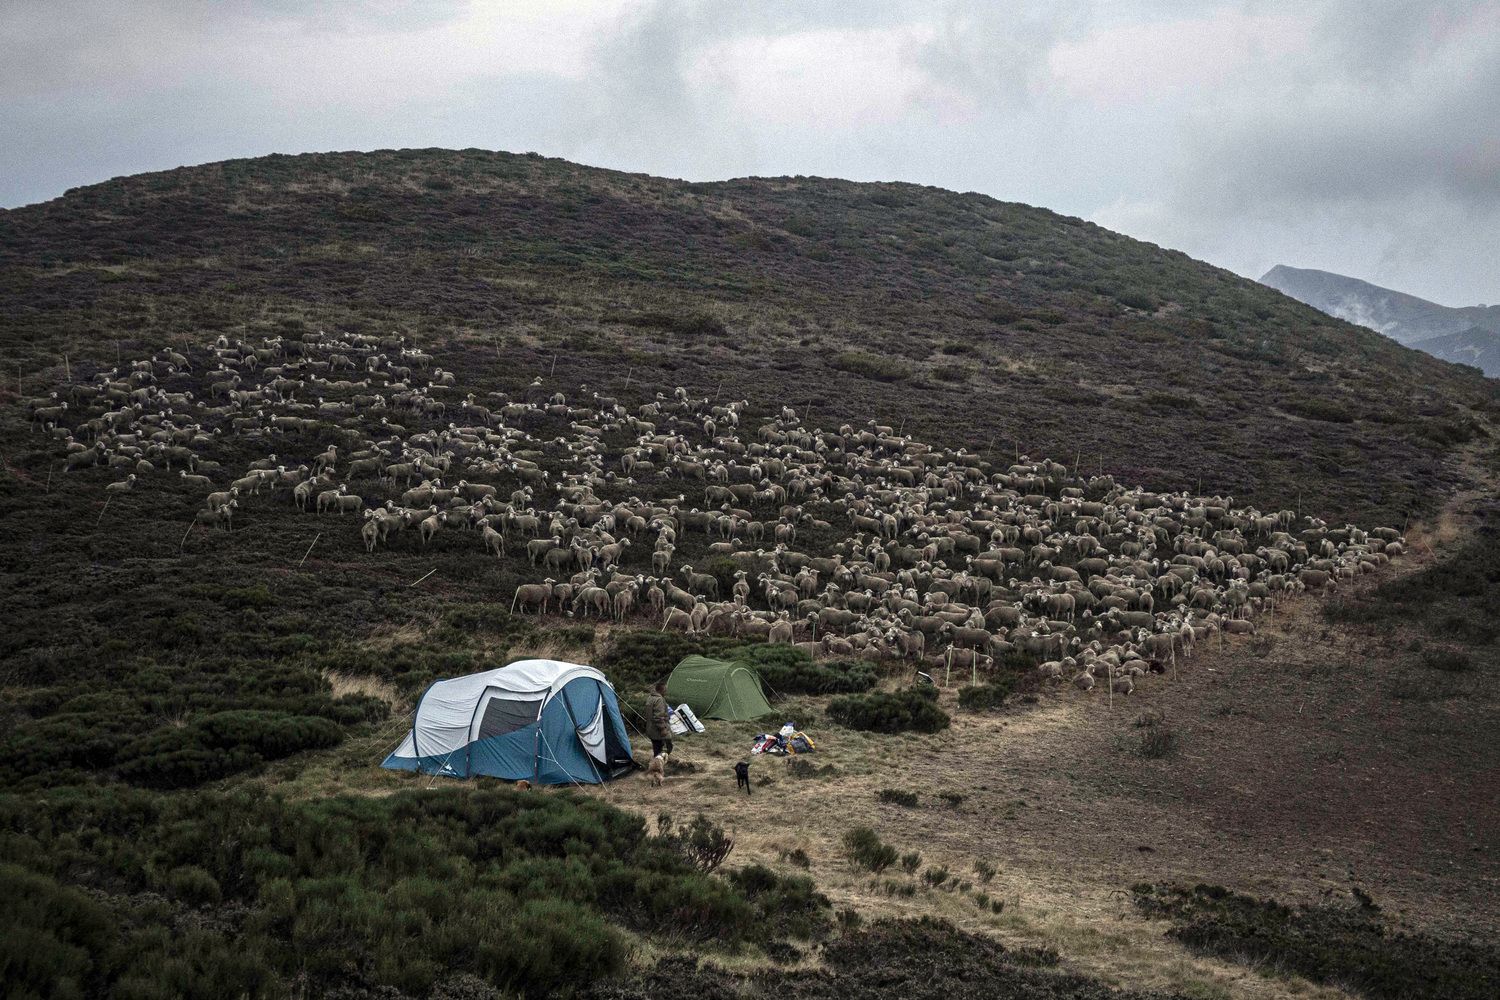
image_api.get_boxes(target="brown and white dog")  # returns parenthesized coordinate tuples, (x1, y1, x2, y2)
(647, 753, 667, 787)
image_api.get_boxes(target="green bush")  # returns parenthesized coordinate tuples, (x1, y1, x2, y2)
(116, 711, 343, 788)
(877, 788, 919, 808)
(827, 687, 950, 734)
(957, 678, 1013, 711)
(0, 863, 125, 1000)
(0, 785, 830, 998)
(618, 309, 726, 339)
(165, 865, 222, 906)
(728, 864, 831, 941)
(661, 813, 735, 874)
(842, 827, 898, 873)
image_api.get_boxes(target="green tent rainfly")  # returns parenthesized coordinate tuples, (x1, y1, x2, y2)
(665, 655, 774, 721)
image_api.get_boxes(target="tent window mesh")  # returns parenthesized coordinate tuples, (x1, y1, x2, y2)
(477, 696, 543, 739)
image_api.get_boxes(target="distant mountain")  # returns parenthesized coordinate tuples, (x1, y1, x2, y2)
(1261, 264, 1500, 375)
(1409, 327, 1500, 376)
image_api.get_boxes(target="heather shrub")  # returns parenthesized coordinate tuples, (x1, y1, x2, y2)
(827, 687, 950, 734)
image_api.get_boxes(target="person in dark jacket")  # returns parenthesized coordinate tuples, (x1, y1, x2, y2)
(644, 681, 674, 759)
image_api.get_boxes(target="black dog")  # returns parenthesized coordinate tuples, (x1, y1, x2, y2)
(734, 760, 751, 795)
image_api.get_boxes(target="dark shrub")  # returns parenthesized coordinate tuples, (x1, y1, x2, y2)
(661, 813, 735, 874)
(1134, 883, 1500, 1000)
(730, 645, 878, 696)
(842, 827, 898, 873)
(728, 864, 831, 941)
(827, 687, 950, 734)
(0, 785, 819, 998)
(1135, 712, 1179, 758)
(165, 865, 222, 906)
(876, 788, 919, 808)
(1421, 647, 1473, 672)
(116, 711, 343, 788)
(957, 678, 1013, 711)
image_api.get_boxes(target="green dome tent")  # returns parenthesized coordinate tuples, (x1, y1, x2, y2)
(666, 655, 774, 721)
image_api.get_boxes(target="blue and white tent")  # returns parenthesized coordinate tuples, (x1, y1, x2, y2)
(382, 659, 635, 784)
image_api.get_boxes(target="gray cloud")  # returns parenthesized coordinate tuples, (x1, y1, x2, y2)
(2, 0, 1497, 305)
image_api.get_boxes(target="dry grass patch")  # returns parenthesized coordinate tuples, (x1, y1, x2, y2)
(323, 669, 403, 709)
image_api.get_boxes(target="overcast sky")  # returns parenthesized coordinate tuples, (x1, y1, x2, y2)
(4, 0, 1498, 305)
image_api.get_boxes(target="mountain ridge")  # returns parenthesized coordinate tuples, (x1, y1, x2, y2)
(1261, 263, 1500, 375)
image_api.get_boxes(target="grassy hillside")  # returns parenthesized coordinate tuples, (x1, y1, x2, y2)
(2, 150, 1497, 1000)
(2, 148, 1493, 524)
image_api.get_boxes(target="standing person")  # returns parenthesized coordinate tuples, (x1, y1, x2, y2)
(645, 681, 674, 759)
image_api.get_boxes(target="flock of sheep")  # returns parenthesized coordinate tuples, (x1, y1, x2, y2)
(27, 327, 1406, 694)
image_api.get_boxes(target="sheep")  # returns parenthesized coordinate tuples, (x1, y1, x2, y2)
(679, 565, 719, 598)
(596, 539, 630, 571)
(65, 448, 101, 472)
(42, 333, 1406, 687)
(511, 579, 555, 615)
(527, 536, 561, 565)
(193, 502, 236, 530)
(652, 545, 674, 575)
(419, 510, 447, 544)
(315, 487, 344, 514)
(568, 586, 607, 619)
(662, 607, 695, 633)
(1138, 631, 1177, 670)
(361, 514, 382, 553)
(611, 587, 636, 623)
(104, 474, 137, 494)
(541, 546, 573, 574)
(481, 524, 505, 558)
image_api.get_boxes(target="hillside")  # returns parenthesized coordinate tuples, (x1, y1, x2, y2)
(2, 149, 1494, 524)
(1262, 264, 1500, 375)
(3, 151, 1499, 1000)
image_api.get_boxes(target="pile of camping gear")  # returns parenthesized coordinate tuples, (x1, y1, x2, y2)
(750, 723, 816, 756)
